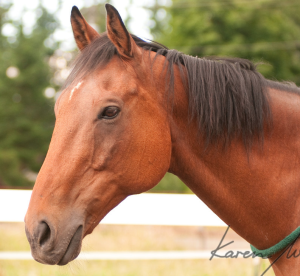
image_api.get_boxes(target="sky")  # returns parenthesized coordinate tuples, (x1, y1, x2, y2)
(1, 0, 171, 50)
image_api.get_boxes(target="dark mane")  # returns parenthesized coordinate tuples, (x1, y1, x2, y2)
(64, 34, 300, 148)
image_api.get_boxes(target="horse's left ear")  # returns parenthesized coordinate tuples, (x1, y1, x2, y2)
(105, 4, 139, 59)
(71, 6, 100, 51)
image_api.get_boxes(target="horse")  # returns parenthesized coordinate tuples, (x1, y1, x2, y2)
(24, 4, 300, 275)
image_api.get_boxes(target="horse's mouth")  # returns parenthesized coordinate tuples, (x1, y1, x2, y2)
(57, 225, 83, 266)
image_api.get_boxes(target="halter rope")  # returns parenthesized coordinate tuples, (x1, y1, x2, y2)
(250, 226, 300, 258)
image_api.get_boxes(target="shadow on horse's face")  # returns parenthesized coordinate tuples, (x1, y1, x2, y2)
(25, 5, 171, 265)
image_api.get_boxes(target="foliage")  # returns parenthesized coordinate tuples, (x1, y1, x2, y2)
(0, 4, 58, 186)
(150, 0, 300, 84)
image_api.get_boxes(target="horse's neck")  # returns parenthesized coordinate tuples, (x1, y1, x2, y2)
(169, 85, 300, 249)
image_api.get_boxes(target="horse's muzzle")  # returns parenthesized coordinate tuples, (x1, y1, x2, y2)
(25, 219, 83, 265)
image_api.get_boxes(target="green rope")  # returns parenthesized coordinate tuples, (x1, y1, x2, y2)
(250, 226, 300, 258)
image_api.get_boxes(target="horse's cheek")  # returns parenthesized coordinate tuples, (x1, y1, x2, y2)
(123, 117, 171, 193)
(142, 132, 171, 189)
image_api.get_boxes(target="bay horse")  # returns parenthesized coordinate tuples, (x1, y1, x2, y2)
(25, 4, 300, 275)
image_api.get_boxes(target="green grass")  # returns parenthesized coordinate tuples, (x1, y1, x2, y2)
(0, 223, 275, 276)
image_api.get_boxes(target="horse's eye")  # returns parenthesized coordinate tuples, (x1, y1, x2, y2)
(99, 106, 120, 119)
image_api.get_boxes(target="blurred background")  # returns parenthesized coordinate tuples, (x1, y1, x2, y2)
(1, 0, 300, 191)
(1, 0, 300, 275)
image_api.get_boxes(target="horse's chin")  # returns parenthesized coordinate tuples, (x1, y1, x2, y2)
(57, 225, 83, 266)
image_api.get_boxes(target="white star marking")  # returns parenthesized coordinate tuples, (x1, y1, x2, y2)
(69, 81, 83, 101)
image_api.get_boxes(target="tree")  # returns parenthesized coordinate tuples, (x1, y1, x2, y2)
(150, 0, 300, 84)
(0, 4, 58, 187)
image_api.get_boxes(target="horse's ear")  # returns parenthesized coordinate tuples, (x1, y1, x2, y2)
(71, 6, 100, 51)
(105, 4, 138, 59)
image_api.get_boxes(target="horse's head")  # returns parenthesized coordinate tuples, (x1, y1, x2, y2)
(25, 5, 172, 265)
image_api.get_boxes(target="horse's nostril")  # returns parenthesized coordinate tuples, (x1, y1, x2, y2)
(38, 221, 51, 247)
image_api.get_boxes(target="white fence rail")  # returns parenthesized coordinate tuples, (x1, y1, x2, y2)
(1, 190, 244, 261)
(0, 190, 226, 226)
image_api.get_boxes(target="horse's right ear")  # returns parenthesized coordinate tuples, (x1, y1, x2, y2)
(71, 6, 100, 51)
